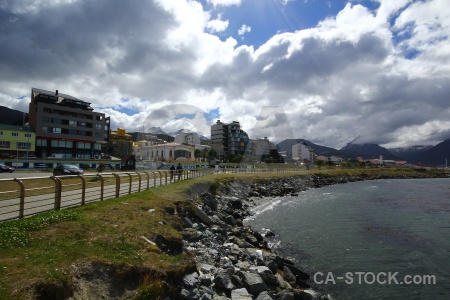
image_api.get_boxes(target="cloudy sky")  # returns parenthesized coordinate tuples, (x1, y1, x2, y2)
(1, 0, 449, 149)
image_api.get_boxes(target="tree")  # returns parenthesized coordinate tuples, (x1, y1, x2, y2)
(315, 160, 325, 170)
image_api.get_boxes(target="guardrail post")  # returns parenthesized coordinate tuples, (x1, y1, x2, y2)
(78, 175, 86, 205)
(157, 171, 162, 186)
(51, 176, 62, 210)
(13, 178, 26, 218)
(151, 171, 157, 187)
(164, 171, 168, 185)
(113, 173, 120, 198)
(137, 172, 142, 192)
(125, 173, 132, 194)
(143, 171, 149, 190)
(97, 174, 104, 201)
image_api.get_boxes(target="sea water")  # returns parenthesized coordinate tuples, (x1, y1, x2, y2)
(245, 178, 450, 299)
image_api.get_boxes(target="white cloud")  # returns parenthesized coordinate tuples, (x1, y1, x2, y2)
(238, 24, 252, 36)
(207, 18, 229, 33)
(206, 0, 242, 7)
(0, 0, 449, 150)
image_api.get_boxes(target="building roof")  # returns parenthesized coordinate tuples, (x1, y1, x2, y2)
(32, 87, 94, 110)
(0, 124, 32, 131)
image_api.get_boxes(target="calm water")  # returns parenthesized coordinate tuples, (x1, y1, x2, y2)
(245, 178, 450, 300)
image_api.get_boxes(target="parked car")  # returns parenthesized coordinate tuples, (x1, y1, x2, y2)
(48, 154, 64, 159)
(0, 163, 14, 173)
(53, 164, 84, 176)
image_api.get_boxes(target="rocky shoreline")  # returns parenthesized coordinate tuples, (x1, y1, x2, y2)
(173, 172, 447, 300)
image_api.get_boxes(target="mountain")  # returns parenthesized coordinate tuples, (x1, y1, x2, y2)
(276, 139, 344, 158)
(146, 127, 167, 135)
(168, 129, 210, 141)
(388, 145, 433, 162)
(415, 139, 450, 166)
(0, 106, 28, 126)
(340, 143, 400, 160)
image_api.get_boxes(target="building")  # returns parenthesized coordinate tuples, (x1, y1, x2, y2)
(29, 88, 110, 159)
(107, 128, 133, 158)
(292, 142, 314, 162)
(210, 120, 249, 159)
(132, 140, 159, 160)
(247, 137, 274, 158)
(174, 132, 200, 145)
(0, 124, 36, 159)
(132, 142, 194, 162)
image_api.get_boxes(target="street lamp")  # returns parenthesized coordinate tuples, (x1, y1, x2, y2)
(25, 122, 30, 157)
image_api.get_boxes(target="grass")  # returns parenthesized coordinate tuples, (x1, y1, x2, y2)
(0, 167, 446, 299)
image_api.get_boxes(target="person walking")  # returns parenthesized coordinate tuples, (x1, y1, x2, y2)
(169, 164, 175, 182)
(176, 163, 183, 181)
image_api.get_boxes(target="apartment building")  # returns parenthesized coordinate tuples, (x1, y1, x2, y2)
(174, 132, 201, 146)
(29, 88, 110, 159)
(292, 142, 314, 162)
(0, 124, 36, 159)
(210, 120, 249, 159)
(248, 137, 274, 157)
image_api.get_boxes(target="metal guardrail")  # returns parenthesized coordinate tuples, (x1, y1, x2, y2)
(0, 168, 302, 222)
(0, 169, 214, 222)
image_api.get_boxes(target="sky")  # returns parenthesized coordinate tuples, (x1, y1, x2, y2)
(1, 0, 449, 149)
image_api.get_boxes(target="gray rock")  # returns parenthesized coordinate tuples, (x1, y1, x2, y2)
(266, 260, 278, 274)
(275, 274, 292, 289)
(256, 291, 274, 300)
(181, 272, 199, 288)
(225, 215, 236, 225)
(277, 289, 295, 300)
(213, 272, 235, 291)
(231, 288, 252, 300)
(180, 287, 200, 300)
(181, 217, 194, 228)
(284, 264, 310, 281)
(241, 271, 268, 296)
(282, 266, 297, 285)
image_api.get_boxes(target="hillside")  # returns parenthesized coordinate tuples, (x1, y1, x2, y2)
(415, 139, 450, 166)
(276, 139, 344, 158)
(340, 143, 400, 160)
(0, 106, 28, 125)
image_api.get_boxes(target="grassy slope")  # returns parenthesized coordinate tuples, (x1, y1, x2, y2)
(0, 168, 446, 299)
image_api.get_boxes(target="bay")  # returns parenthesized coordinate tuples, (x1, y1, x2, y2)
(245, 178, 450, 300)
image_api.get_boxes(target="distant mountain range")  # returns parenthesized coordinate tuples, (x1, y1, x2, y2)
(340, 143, 401, 160)
(276, 138, 449, 166)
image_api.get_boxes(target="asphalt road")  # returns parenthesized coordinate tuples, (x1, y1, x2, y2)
(0, 171, 53, 179)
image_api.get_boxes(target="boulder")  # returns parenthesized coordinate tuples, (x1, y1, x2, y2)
(181, 272, 199, 288)
(284, 264, 310, 281)
(231, 288, 252, 300)
(180, 287, 200, 300)
(256, 291, 274, 300)
(277, 289, 295, 300)
(240, 271, 267, 296)
(213, 272, 235, 291)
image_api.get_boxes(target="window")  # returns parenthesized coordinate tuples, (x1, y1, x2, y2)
(42, 127, 50, 132)
(37, 139, 47, 146)
(69, 120, 77, 126)
(12, 132, 18, 137)
(0, 131, 3, 135)
(17, 142, 31, 149)
(52, 128, 61, 134)
(25, 133, 31, 138)
(0, 141, 10, 148)
(77, 142, 91, 149)
(95, 124, 102, 129)
(42, 116, 51, 122)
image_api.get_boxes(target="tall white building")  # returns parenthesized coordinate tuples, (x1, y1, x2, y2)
(174, 132, 200, 146)
(292, 142, 314, 162)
